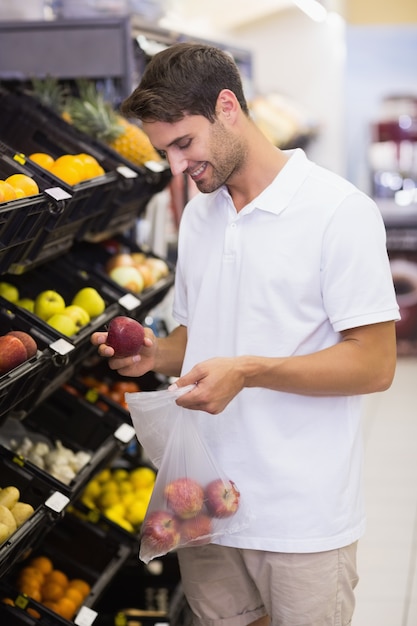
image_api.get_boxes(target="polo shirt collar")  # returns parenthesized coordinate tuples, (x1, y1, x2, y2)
(217, 148, 314, 216)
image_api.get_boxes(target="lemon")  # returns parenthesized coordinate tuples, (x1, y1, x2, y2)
(113, 468, 129, 482)
(125, 500, 148, 527)
(129, 467, 156, 489)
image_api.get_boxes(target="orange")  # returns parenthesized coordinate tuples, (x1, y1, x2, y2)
(6, 173, 39, 196)
(45, 569, 69, 588)
(43, 600, 59, 612)
(29, 555, 54, 575)
(0, 180, 17, 202)
(18, 566, 45, 587)
(67, 578, 91, 599)
(55, 596, 77, 620)
(50, 160, 83, 185)
(64, 586, 83, 608)
(19, 583, 42, 602)
(27, 607, 41, 619)
(42, 582, 65, 602)
(2, 597, 15, 606)
(75, 153, 103, 179)
(29, 152, 55, 170)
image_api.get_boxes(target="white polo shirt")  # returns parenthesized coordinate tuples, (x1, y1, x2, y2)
(172, 148, 399, 553)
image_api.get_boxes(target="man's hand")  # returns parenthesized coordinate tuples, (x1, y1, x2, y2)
(171, 357, 246, 414)
(90, 329, 156, 377)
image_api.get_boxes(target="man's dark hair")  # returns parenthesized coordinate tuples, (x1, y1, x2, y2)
(121, 42, 249, 123)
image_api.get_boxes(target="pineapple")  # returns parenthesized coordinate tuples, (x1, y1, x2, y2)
(31, 76, 69, 116)
(65, 81, 162, 168)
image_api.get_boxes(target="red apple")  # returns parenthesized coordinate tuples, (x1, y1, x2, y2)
(205, 478, 240, 518)
(141, 510, 181, 554)
(180, 513, 212, 546)
(106, 316, 145, 357)
(164, 477, 205, 519)
(7, 330, 37, 358)
(0, 335, 28, 375)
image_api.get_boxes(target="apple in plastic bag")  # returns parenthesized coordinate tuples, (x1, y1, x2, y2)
(164, 477, 205, 519)
(141, 510, 181, 554)
(180, 513, 213, 546)
(205, 479, 240, 518)
(106, 316, 145, 357)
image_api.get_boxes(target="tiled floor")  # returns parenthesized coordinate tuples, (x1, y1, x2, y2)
(354, 357, 417, 625)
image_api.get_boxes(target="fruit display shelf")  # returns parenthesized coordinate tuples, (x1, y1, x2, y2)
(0, 454, 63, 579)
(67, 237, 175, 319)
(0, 90, 121, 272)
(0, 385, 136, 501)
(0, 304, 61, 423)
(0, 142, 69, 275)
(0, 86, 172, 246)
(0, 254, 123, 369)
(0, 511, 133, 625)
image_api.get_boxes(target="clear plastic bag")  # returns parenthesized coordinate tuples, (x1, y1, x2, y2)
(126, 387, 253, 563)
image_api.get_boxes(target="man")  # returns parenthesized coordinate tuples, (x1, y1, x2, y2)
(92, 43, 399, 626)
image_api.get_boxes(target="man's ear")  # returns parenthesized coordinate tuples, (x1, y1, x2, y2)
(216, 89, 239, 121)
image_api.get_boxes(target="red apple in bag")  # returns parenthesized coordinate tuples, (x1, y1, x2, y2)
(141, 510, 181, 554)
(106, 316, 145, 357)
(180, 513, 213, 546)
(205, 478, 240, 518)
(164, 477, 205, 519)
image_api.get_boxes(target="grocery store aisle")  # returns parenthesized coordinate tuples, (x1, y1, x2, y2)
(354, 357, 417, 626)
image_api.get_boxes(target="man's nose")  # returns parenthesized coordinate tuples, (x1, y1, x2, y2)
(167, 152, 187, 177)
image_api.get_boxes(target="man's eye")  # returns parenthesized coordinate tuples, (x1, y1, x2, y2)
(178, 140, 191, 150)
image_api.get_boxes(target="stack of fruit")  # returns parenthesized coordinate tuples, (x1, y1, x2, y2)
(0, 486, 35, 545)
(0, 282, 105, 337)
(0, 330, 37, 376)
(79, 466, 157, 533)
(0, 173, 39, 203)
(32, 78, 163, 169)
(104, 251, 170, 294)
(10, 555, 91, 620)
(29, 151, 105, 186)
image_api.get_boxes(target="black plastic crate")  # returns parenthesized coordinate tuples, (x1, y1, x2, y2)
(0, 143, 69, 275)
(0, 254, 123, 362)
(0, 511, 133, 624)
(0, 386, 136, 500)
(0, 89, 120, 269)
(0, 87, 172, 244)
(68, 237, 175, 319)
(0, 304, 58, 423)
(0, 454, 59, 579)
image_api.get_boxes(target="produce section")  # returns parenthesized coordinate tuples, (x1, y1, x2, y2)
(0, 20, 183, 625)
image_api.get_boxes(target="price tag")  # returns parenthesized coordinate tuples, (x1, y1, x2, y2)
(116, 165, 138, 179)
(114, 423, 135, 444)
(45, 186, 72, 201)
(118, 293, 141, 310)
(74, 606, 98, 625)
(45, 491, 70, 513)
(49, 338, 75, 355)
(145, 160, 166, 173)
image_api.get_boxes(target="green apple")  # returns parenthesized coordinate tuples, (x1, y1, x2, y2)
(34, 290, 66, 321)
(17, 298, 35, 313)
(46, 313, 77, 336)
(0, 281, 19, 303)
(71, 287, 105, 318)
(63, 305, 90, 330)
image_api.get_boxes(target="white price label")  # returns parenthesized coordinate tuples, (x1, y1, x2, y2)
(45, 186, 72, 201)
(114, 423, 135, 443)
(116, 165, 138, 179)
(45, 491, 70, 513)
(119, 293, 141, 310)
(74, 606, 98, 626)
(49, 338, 75, 355)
